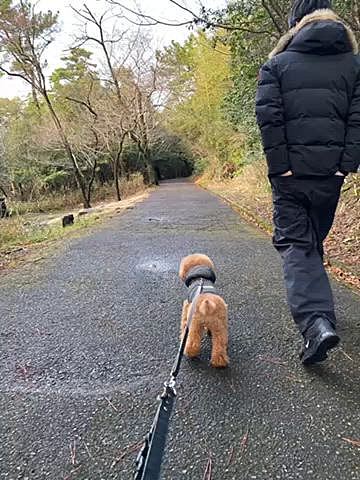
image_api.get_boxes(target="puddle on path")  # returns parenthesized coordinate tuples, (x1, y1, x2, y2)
(136, 258, 177, 273)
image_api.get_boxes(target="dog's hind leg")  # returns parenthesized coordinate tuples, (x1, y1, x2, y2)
(210, 329, 229, 368)
(184, 315, 202, 359)
(209, 308, 229, 368)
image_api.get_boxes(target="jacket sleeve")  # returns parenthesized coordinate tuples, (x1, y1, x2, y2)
(256, 59, 290, 176)
(341, 69, 360, 174)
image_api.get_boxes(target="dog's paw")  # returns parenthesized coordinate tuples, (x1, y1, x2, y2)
(210, 354, 229, 369)
(185, 346, 201, 359)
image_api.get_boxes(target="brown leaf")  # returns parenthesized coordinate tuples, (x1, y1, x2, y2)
(342, 437, 360, 448)
(227, 446, 235, 467)
(258, 355, 286, 366)
(111, 441, 144, 468)
(240, 430, 249, 453)
(203, 454, 212, 480)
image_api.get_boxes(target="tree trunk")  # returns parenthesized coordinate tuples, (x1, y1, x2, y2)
(18, 183, 25, 201)
(86, 158, 97, 207)
(42, 91, 91, 208)
(0, 197, 8, 219)
(114, 161, 121, 201)
(143, 149, 156, 185)
(142, 163, 150, 185)
(130, 132, 154, 186)
(30, 72, 41, 113)
(113, 134, 127, 201)
(135, 90, 155, 185)
(0, 185, 8, 198)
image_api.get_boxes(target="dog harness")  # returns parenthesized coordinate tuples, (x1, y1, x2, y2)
(185, 266, 217, 303)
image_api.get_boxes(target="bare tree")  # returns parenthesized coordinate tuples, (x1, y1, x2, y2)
(65, 86, 101, 207)
(73, 3, 159, 185)
(0, 0, 93, 207)
(94, 92, 130, 200)
(0, 117, 9, 197)
(72, 4, 129, 108)
(127, 35, 161, 185)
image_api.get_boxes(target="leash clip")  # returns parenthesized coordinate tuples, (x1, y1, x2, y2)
(161, 378, 177, 399)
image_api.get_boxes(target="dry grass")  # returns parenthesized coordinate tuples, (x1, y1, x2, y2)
(8, 174, 145, 216)
(118, 173, 145, 198)
(327, 176, 360, 276)
(0, 215, 99, 255)
(202, 160, 360, 284)
(199, 161, 273, 231)
(0, 174, 146, 265)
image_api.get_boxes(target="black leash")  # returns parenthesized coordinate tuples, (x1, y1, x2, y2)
(134, 281, 204, 480)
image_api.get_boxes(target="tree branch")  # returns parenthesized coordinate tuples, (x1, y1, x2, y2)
(0, 65, 31, 85)
(261, 0, 287, 36)
(107, 0, 193, 27)
(107, 0, 271, 34)
(65, 96, 98, 118)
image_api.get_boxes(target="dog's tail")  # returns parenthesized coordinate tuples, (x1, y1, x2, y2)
(198, 297, 217, 316)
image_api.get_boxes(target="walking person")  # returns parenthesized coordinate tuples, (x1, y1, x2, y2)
(256, 0, 360, 364)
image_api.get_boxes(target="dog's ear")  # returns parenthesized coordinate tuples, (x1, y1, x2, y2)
(179, 255, 196, 280)
(179, 257, 188, 281)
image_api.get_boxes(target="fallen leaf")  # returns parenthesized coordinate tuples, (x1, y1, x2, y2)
(342, 437, 360, 448)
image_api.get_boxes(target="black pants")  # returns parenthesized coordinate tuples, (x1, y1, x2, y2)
(270, 176, 344, 335)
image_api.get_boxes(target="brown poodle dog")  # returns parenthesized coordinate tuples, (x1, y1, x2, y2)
(179, 254, 229, 368)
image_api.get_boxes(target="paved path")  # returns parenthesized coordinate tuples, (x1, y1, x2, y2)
(1, 181, 359, 480)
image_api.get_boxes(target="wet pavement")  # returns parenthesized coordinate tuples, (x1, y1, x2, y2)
(0, 180, 359, 479)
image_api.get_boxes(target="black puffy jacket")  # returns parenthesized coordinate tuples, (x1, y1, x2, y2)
(256, 9, 360, 177)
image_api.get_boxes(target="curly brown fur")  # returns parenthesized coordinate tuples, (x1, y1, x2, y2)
(179, 253, 215, 281)
(179, 254, 229, 368)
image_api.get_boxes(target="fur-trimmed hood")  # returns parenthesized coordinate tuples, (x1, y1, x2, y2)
(269, 9, 358, 58)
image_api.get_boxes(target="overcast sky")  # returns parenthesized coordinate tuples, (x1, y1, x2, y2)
(0, 0, 226, 98)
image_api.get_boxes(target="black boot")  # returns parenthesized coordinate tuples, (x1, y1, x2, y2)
(300, 317, 340, 365)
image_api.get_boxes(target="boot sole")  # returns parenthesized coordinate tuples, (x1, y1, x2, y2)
(301, 333, 340, 365)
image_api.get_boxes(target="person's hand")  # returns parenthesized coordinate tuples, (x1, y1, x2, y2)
(335, 171, 345, 176)
(280, 170, 293, 177)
